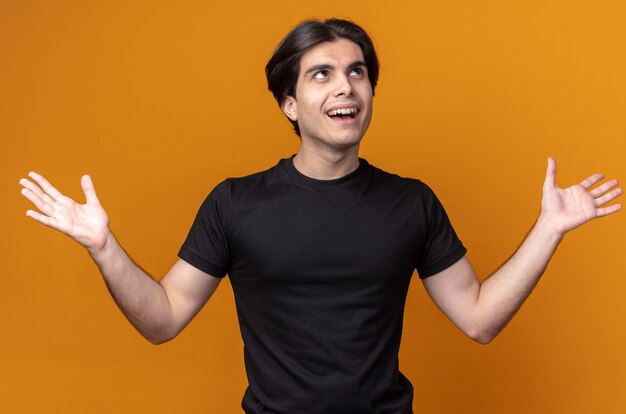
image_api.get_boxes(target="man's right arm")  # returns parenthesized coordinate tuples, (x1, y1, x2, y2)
(93, 235, 220, 344)
(20, 172, 220, 344)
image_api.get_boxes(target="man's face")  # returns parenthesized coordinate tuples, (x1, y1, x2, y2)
(282, 38, 373, 152)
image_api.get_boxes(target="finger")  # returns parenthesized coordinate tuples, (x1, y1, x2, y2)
(20, 177, 55, 205)
(20, 187, 56, 217)
(596, 203, 622, 218)
(81, 175, 100, 204)
(589, 179, 619, 198)
(26, 209, 59, 230)
(594, 188, 623, 207)
(28, 172, 63, 201)
(543, 157, 556, 189)
(579, 173, 604, 190)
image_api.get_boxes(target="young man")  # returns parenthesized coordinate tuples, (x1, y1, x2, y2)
(20, 19, 621, 414)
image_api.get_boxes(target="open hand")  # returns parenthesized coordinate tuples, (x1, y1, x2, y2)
(20, 172, 110, 253)
(541, 157, 622, 236)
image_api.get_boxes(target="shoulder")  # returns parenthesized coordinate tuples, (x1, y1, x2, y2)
(208, 160, 281, 194)
(363, 161, 449, 217)
(365, 160, 431, 196)
(199, 159, 288, 213)
(220, 159, 286, 199)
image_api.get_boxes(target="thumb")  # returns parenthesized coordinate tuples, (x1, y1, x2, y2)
(543, 157, 557, 190)
(81, 174, 100, 204)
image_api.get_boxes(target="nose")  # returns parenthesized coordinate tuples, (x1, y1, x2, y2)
(333, 74, 354, 97)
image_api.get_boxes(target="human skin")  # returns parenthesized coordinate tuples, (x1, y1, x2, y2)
(422, 157, 622, 343)
(20, 172, 220, 344)
(277, 38, 624, 344)
(20, 37, 623, 345)
(281, 38, 373, 180)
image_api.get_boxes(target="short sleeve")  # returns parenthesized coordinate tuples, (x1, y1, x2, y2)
(415, 183, 466, 278)
(178, 180, 231, 278)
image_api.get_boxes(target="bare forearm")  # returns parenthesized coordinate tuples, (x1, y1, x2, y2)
(90, 232, 175, 344)
(473, 214, 562, 342)
(19, 172, 213, 344)
(424, 159, 621, 344)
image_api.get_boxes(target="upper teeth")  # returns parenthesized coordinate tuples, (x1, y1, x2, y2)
(327, 107, 358, 116)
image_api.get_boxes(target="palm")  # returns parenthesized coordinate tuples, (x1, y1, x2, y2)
(541, 158, 622, 236)
(20, 173, 110, 252)
(49, 194, 108, 246)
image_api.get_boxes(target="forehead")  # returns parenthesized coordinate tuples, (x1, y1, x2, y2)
(298, 38, 365, 75)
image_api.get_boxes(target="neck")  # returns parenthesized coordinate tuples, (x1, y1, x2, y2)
(293, 145, 360, 180)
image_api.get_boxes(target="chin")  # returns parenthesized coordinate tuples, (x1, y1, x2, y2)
(301, 126, 366, 151)
(330, 135, 363, 149)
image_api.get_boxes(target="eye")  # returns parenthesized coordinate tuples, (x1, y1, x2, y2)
(350, 67, 364, 77)
(313, 70, 329, 79)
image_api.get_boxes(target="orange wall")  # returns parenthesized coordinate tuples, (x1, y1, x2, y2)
(2, 1, 625, 412)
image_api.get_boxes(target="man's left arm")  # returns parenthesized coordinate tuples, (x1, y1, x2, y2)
(423, 157, 622, 344)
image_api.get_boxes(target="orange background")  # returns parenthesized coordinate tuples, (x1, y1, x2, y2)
(2, 1, 625, 413)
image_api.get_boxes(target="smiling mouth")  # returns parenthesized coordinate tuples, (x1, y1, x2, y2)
(326, 107, 359, 120)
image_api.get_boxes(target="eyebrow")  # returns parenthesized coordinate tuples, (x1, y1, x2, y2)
(303, 60, 367, 76)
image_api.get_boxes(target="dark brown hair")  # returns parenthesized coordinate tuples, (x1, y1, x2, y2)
(265, 18, 379, 136)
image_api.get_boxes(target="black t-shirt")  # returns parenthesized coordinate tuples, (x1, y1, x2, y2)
(179, 157, 466, 414)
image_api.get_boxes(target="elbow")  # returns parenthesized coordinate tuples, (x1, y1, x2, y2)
(466, 326, 498, 345)
(146, 335, 173, 345)
(471, 333, 495, 345)
(142, 327, 179, 345)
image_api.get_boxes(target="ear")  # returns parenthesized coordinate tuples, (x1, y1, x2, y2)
(281, 96, 298, 121)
